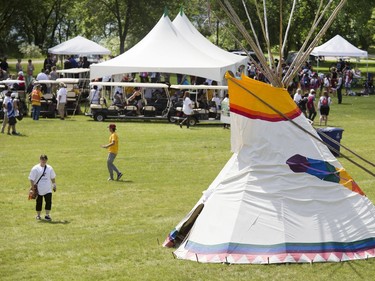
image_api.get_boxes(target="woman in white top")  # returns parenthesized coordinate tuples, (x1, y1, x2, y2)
(28, 155, 57, 221)
(179, 91, 193, 129)
(318, 91, 332, 126)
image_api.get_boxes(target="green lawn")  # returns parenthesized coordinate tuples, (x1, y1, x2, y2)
(0, 94, 375, 280)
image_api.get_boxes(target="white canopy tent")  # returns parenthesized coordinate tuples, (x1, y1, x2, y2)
(172, 10, 247, 74)
(311, 35, 368, 58)
(311, 35, 368, 77)
(90, 14, 247, 83)
(48, 36, 111, 56)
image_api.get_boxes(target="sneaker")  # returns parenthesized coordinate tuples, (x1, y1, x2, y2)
(179, 123, 182, 128)
(117, 173, 123, 181)
(36, 215, 41, 220)
(108, 177, 114, 181)
(12, 132, 20, 135)
(45, 215, 52, 221)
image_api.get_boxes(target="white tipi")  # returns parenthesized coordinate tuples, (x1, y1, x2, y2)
(164, 0, 375, 264)
(164, 74, 375, 264)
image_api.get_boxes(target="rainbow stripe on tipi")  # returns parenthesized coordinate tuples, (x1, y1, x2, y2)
(164, 74, 375, 264)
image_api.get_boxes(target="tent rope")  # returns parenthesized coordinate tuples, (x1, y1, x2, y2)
(226, 74, 375, 178)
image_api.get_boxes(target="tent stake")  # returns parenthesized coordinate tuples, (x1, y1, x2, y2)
(156, 238, 160, 245)
(172, 252, 176, 259)
(195, 254, 199, 263)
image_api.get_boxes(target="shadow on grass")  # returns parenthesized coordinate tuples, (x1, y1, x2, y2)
(117, 180, 133, 183)
(38, 220, 70, 225)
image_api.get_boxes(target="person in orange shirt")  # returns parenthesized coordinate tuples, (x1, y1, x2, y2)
(30, 84, 43, 120)
(101, 124, 123, 181)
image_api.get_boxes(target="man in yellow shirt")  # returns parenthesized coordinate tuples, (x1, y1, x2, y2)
(101, 124, 123, 181)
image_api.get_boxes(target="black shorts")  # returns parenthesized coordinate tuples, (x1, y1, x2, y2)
(8, 116, 17, 125)
(320, 106, 330, 116)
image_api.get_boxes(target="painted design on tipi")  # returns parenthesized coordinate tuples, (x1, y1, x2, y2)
(287, 154, 364, 195)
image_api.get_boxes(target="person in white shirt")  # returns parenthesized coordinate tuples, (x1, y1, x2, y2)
(179, 91, 193, 129)
(89, 85, 101, 104)
(28, 155, 57, 221)
(36, 69, 50, 93)
(293, 88, 302, 104)
(318, 91, 332, 126)
(211, 93, 221, 110)
(1, 91, 11, 133)
(56, 82, 67, 120)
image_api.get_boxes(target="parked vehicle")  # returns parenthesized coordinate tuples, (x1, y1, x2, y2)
(86, 82, 174, 122)
(36, 77, 86, 118)
(169, 85, 228, 126)
(0, 81, 28, 119)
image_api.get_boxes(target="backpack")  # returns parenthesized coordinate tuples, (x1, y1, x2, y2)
(321, 97, 328, 107)
(307, 96, 314, 110)
(303, 75, 310, 86)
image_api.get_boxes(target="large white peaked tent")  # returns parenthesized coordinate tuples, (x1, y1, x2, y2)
(311, 35, 368, 58)
(90, 14, 246, 82)
(172, 10, 246, 74)
(164, 74, 375, 264)
(48, 35, 111, 56)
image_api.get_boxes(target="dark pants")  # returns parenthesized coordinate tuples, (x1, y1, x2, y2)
(337, 88, 342, 104)
(308, 110, 317, 121)
(36, 193, 52, 212)
(180, 115, 191, 128)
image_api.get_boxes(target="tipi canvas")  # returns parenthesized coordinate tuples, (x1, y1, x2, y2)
(164, 74, 375, 264)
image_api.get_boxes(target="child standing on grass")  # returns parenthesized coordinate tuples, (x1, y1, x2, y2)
(28, 155, 57, 221)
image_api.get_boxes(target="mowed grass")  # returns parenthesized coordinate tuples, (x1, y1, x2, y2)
(0, 94, 375, 281)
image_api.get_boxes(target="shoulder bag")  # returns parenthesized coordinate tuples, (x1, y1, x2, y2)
(28, 165, 47, 200)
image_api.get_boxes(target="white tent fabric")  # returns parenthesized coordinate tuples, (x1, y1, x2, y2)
(172, 11, 247, 74)
(48, 36, 111, 55)
(311, 35, 368, 57)
(90, 14, 246, 82)
(164, 75, 375, 264)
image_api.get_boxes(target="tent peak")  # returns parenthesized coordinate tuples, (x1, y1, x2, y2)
(163, 7, 168, 17)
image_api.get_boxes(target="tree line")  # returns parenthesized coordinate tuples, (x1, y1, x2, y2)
(0, 0, 374, 59)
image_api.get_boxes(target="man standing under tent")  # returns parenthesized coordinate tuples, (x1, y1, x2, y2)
(89, 85, 101, 105)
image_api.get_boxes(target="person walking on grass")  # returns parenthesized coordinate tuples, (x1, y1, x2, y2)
(179, 91, 193, 129)
(28, 155, 56, 221)
(101, 124, 123, 181)
(56, 82, 67, 120)
(318, 91, 332, 126)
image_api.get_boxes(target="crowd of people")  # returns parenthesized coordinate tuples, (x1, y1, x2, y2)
(0, 53, 368, 134)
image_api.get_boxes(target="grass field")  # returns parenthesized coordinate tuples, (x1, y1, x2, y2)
(1, 93, 374, 281)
